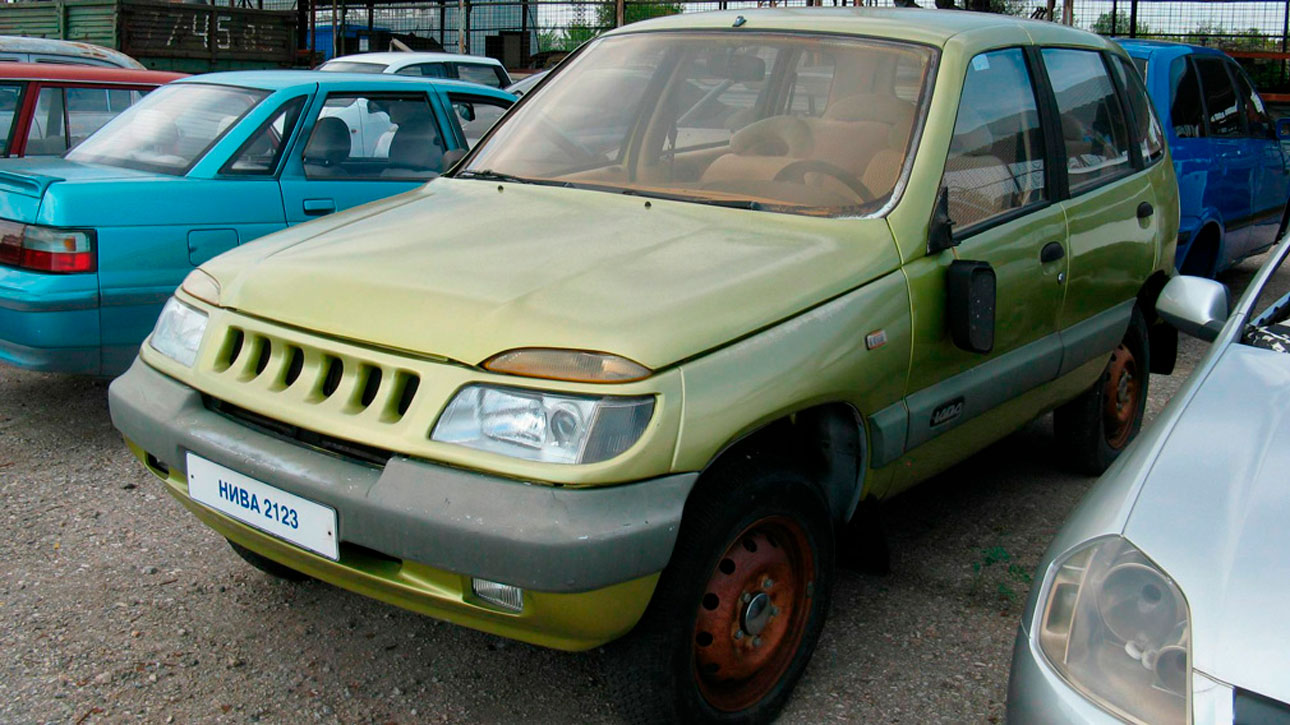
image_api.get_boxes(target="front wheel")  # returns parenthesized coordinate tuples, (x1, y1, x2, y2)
(607, 460, 834, 724)
(1054, 306, 1151, 475)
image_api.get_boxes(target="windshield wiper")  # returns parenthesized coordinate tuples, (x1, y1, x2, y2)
(455, 169, 533, 184)
(619, 187, 762, 211)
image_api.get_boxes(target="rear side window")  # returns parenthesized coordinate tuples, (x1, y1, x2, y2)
(0, 82, 22, 155)
(223, 97, 306, 175)
(1043, 48, 1133, 193)
(456, 63, 503, 88)
(25, 87, 67, 155)
(306, 93, 446, 180)
(1169, 57, 1205, 138)
(1195, 57, 1242, 137)
(396, 63, 449, 78)
(944, 48, 1047, 230)
(1112, 55, 1165, 163)
(1232, 67, 1273, 138)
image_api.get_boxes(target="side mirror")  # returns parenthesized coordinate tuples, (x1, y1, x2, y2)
(455, 103, 476, 122)
(1276, 118, 1290, 141)
(947, 259, 995, 354)
(927, 187, 956, 255)
(1157, 275, 1229, 342)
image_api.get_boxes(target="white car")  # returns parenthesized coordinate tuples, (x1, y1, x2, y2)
(0, 36, 144, 69)
(318, 52, 511, 89)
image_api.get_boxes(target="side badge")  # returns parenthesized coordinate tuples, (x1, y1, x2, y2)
(930, 397, 965, 427)
(865, 330, 887, 350)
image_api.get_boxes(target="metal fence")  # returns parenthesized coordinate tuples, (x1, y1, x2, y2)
(251, 0, 1290, 91)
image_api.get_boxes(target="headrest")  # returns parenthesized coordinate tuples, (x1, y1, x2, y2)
(305, 116, 351, 165)
(823, 94, 916, 128)
(730, 116, 814, 157)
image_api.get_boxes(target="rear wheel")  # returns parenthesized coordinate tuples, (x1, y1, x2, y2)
(1055, 307, 1150, 475)
(227, 539, 309, 582)
(607, 460, 834, 724)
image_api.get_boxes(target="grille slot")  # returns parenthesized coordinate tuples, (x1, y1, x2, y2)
(205, 324, 424, 425)
(207, 397, 393, 466)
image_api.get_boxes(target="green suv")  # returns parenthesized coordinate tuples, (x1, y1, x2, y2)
(109, 8, 1179, 723)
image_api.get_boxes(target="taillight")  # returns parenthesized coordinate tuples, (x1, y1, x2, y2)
(0, 220, 95, 274)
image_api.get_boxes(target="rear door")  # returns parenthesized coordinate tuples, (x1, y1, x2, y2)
(1194, 54, 1254, 258)
(1231, 64, 1289, 254)
(1046, 48, 1160, 340)
(279, 88, 455, 225)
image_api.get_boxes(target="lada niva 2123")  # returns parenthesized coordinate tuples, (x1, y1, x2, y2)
(110, 9, 1180, 722)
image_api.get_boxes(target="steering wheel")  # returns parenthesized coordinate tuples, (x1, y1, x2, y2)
(772, 159, 876, 203)
(535, 115, 601, 165)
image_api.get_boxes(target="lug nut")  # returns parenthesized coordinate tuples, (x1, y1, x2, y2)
(752, 637, 762, 648)
(742, 592, 752, 603)
(762, 578, 773, 589)
(734, 629, 744, 640)
(770, 605, 780, 616)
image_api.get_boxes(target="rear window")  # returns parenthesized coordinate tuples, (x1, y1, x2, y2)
(320, 61, 388, 74)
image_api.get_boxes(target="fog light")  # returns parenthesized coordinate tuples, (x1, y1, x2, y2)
(472, 578, 524, 613)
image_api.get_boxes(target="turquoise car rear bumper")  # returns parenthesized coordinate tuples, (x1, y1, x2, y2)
(0, 266, 101, 374)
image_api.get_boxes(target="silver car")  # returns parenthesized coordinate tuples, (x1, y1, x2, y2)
(1007, 238, 1290, 724)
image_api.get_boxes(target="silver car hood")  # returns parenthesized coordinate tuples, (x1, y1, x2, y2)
(1124, 342, 1290, 703)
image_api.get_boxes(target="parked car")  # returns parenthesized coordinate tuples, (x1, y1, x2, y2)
(109, 10, 1178, 722)
(0, 36, 144, 69)
(1120, 39, 1290, 277)
(0, 63, 183, 157)
(318, 51, 512, 88)
(505, 69, 547, 97)
(1008, 238, 1290, 724)
(0, 71, 514, 376)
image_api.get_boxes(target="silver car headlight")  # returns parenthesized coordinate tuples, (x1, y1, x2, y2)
(1036, 536, 1190, 725)
(431, 384, 654, 464)
(149, 297, 209, 367)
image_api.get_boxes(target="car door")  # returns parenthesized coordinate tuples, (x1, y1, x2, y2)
(445, 91, 512, 149)
(1045, 48, 1160, 343)
(279, 88, 458, 225)
(890, 47, 1066, 495)
(1162, 53, 1214, 271)
(1194, 55, 1253, 259)
(1231, 64, 1289, 255)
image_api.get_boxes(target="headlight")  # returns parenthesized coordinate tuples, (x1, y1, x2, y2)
(431, 384, 654, 464)
(1036, 536, 1190, 724)
(149, 297, 209, 367)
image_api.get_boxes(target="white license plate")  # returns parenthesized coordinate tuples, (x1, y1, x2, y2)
(186, 453, 339, 561)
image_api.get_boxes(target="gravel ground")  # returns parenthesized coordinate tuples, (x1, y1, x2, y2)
(0, 254, 1276, 724)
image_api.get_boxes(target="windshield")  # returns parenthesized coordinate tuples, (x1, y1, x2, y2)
(320, 61, 388, 73)
(462, 32, 935, 215)
(67, 83, 268, 175)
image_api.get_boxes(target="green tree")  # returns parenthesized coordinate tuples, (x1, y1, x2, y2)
(539, 1, 682, 52)
(1091, 11, 1150, 37)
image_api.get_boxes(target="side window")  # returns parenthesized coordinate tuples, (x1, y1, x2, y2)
(0, 83, 23, 155)
(788, 51, 836, 117)
(1112, 55, 1165, 163)
(396, 63, 448, 79)
(223, 97, 306, 175)
(25, 87, 67, 155)
(1232, 66, 1273, 139)
(944, 48, 1046, 230)
(1043, 48, 1133, 193)
(456, 64, 503, 88)
(1195, 57, 1242, 138)
(448, 94, 511, 148)
(1169, 57, 1206, 138)
(306, 94, 445, 180)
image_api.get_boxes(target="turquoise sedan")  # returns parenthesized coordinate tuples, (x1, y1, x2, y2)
(0, 70, 514, 376)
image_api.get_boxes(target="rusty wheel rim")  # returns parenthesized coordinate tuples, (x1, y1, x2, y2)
(1102, 343, 1141, 450)
(692, 515, 815, 712)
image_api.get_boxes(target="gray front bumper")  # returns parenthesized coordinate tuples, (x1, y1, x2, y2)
(108, 358, 697, 593)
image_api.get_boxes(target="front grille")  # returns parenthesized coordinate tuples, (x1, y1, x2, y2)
(211, 325, 421, 423)
(207, 397, 394, 467)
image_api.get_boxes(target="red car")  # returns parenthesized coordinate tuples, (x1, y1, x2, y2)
(0, 63, 184, 157)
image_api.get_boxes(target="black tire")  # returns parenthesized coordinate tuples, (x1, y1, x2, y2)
(227, 539, 310, 582)
(1054, 306, 1151, 476)
(606, 458, 835, 725)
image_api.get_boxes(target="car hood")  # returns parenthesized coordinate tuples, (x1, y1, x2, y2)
(201, 178, 900, 369)
(0, 158, 163, 223)
(1124, 342, 1290, 703)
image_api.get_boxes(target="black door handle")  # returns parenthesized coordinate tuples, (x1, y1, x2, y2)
(1040, 241, 1065, 264)
(1137, 201, 1154, 219)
